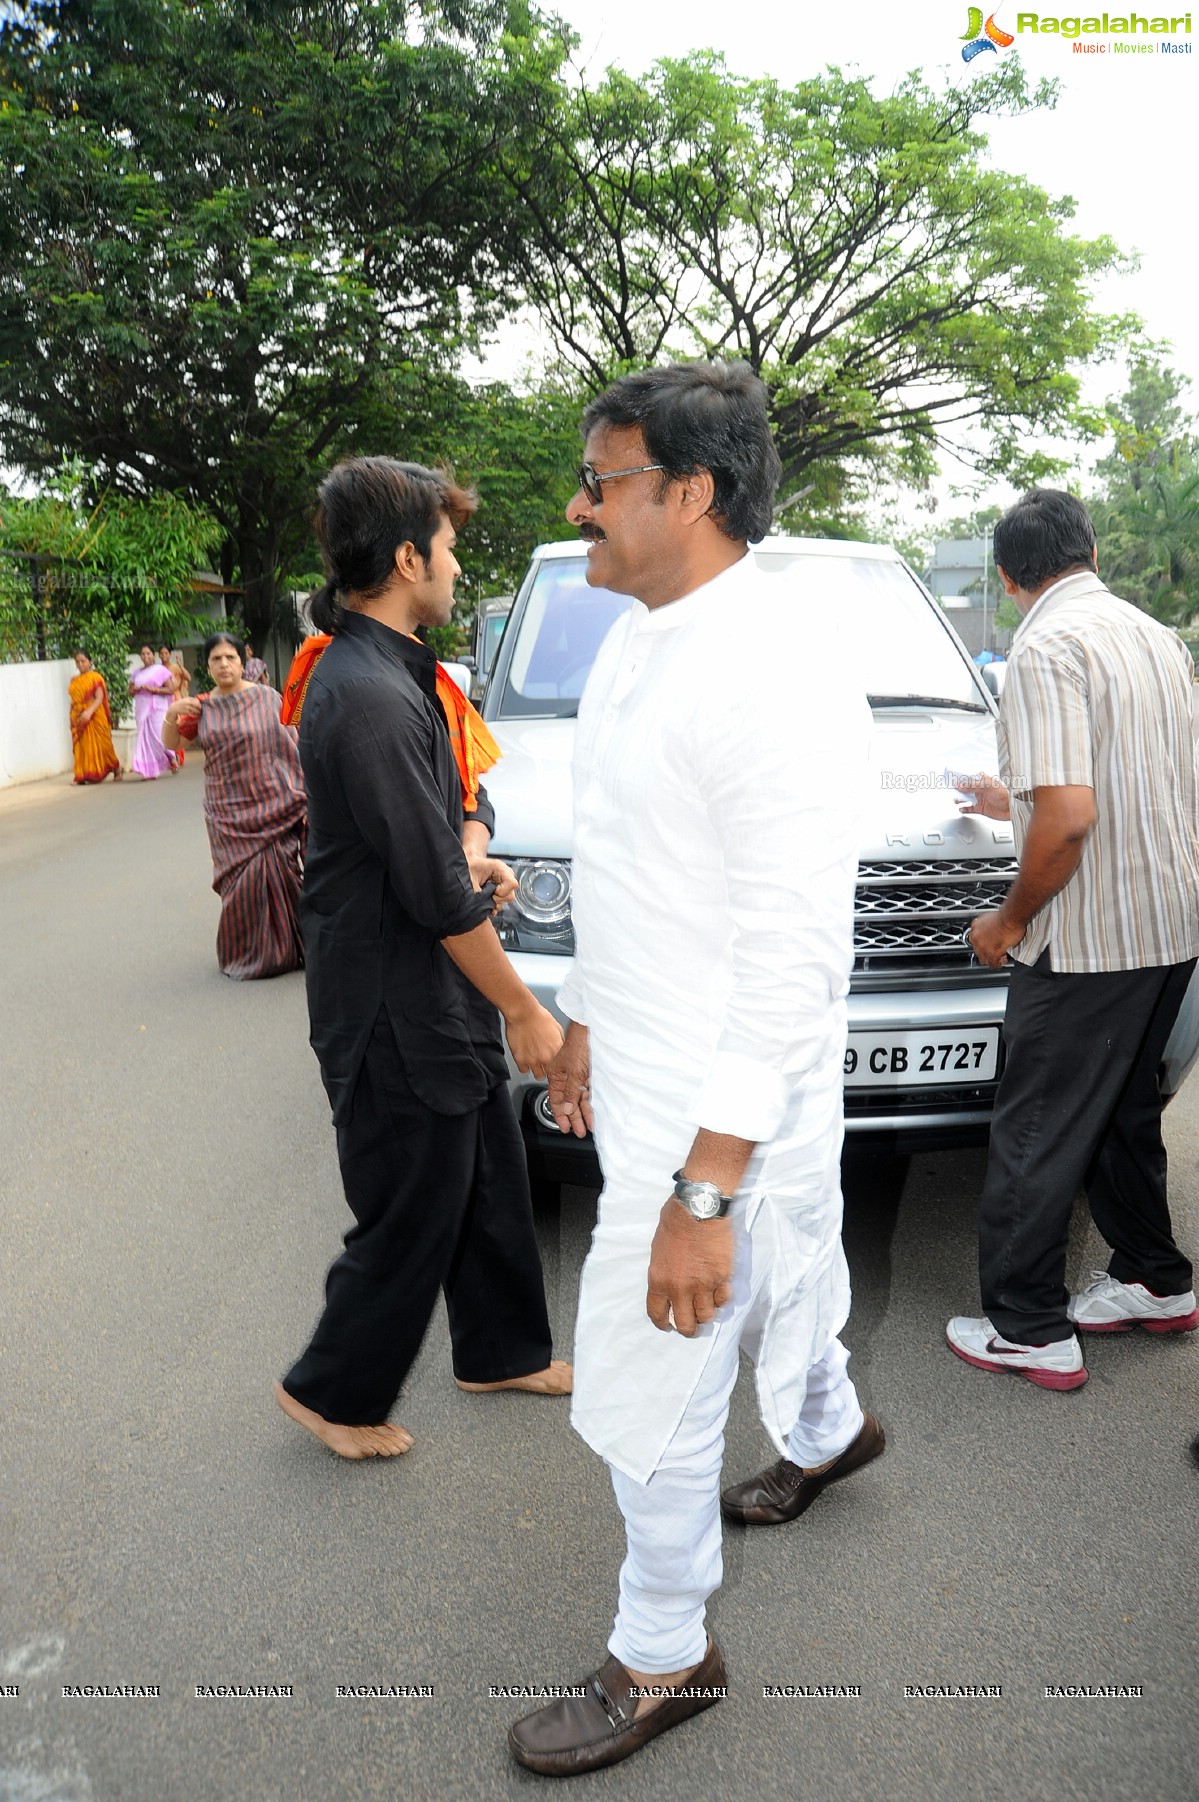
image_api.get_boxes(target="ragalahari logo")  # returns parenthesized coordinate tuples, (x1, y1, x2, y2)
(961, 6, 1016, 56)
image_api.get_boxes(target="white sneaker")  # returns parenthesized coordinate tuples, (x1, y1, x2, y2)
(1067, 1271, 1199, 1335)
(946, 1316, 1088, 1391)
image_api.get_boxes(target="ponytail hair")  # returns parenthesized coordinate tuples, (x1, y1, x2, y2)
(309, 579, 343, 635)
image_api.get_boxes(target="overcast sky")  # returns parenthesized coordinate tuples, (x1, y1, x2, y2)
(483, 0, 1196, 511)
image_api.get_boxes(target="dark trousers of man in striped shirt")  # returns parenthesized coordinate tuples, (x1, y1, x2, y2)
(979, 950, 1197, 1347)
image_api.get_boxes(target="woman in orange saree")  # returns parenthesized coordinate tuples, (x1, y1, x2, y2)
(68, 652, 122, 785)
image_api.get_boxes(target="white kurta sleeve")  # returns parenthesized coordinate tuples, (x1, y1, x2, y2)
(555, 962, 587, 1025)
(687, 624, 869, 1143)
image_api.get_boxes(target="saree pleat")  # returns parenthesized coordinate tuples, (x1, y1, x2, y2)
(197, 686, 307, 979)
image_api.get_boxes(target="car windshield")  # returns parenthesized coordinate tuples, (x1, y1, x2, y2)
(492, 547, 985, 719)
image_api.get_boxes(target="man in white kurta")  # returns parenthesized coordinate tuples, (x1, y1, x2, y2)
(508, 363, 884, 1779)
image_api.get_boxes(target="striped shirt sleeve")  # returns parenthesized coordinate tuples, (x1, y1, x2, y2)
(1001, 644, 1094, 797)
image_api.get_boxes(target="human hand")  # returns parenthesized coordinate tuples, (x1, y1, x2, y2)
(546, 1022, 594, 1138)
(646, 1201, 735, 1337)
(952, 771, 1012, 821)
(503, 999, 565, 1078)
(466, 852, 517, 911)
(968, 907, 1025, 968)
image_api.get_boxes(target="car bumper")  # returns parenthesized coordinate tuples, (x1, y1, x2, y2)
(842, 982, 1006, 1150)
(503, 953, 1011, 1166)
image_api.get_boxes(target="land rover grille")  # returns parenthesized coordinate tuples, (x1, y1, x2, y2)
(854, 858, 1019, 972)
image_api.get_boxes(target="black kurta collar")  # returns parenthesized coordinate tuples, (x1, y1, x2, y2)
(337, 609, 439, 700)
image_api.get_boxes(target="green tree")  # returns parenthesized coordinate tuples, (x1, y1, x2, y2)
(0, 460, 221, 703)
(1089, 358, 1199, 628)
(503, 54, 1129, 499)
(1092, 462, 1199, 628)
(1095, 355, 1194, 482)
(0, 0, 570, 647)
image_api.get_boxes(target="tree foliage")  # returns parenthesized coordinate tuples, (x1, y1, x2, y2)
(503, 54, 1130, 498)
(0, 0, 570, 644)
(1089, 359, 1199, 629)
(428, 377, 584, 656)
(0, 7, 1148, 621)
(435, 379, 583, 587)
(0, 460, 221, 704)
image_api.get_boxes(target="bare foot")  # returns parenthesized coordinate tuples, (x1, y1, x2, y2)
(455, 1358, 573, 1396)
(273, 1380, 413, 1459)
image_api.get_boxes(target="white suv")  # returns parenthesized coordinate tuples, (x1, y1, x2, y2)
(481, 537, 1199, 1189)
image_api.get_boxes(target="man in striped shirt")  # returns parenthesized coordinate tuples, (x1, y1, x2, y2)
(947, 488, 1199, 1391)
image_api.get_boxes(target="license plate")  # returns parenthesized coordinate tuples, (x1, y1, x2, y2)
(844, 1027, 1000, 1088)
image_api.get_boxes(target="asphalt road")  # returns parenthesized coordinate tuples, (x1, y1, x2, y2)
(1, 764, 1197, 1802)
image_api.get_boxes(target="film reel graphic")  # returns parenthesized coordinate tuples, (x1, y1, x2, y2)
(960, 7, 1016, 59)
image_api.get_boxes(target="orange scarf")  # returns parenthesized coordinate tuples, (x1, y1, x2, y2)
(280, 632, 500, 814)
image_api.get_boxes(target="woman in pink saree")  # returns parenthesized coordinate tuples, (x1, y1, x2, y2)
(128, 644, 175, 778)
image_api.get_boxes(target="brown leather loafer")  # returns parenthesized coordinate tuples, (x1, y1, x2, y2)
(720, 1411, 885, 1525)
(507, 1636, 727, 1776)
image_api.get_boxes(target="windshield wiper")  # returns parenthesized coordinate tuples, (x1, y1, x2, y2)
(868, 694, 989, 713)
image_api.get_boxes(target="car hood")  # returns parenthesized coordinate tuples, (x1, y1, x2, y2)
(485, 710, 1014, 864)
(860, 710, 1015, 861)
(486, 719, 577, 858)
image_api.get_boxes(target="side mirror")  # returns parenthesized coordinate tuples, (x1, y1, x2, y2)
(979, 664, 1002, 699)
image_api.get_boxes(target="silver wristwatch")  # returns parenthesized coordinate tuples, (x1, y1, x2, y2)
(671, 1169, 733, 1220)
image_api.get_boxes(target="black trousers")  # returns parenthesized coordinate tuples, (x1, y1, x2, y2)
(980, 952, 1196, 1345)
(283, 1020, 554, 1424)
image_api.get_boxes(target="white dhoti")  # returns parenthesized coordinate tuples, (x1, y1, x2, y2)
(573, 1027, 863, 1671)
(609, 1336, 860, 1672)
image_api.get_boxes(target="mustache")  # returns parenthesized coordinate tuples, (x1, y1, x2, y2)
(577, 524, 607, 543)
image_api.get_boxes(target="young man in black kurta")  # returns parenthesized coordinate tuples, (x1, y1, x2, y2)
(275, 472, 568, 1459)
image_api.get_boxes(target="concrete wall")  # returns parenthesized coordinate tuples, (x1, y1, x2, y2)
(0, 657, 76, 789)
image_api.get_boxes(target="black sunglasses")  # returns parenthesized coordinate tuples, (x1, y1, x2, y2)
(576, 461, 665, 506)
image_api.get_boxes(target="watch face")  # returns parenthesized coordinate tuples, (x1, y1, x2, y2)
(679, 1183, 721, 1219)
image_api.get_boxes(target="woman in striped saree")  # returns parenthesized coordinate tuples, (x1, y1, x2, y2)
(162, 631, 307, 980)
(68, 652, 122, 784)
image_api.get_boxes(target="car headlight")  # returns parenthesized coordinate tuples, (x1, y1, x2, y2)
(516, 859, 571, 924)
(494, 857, 575, 955)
